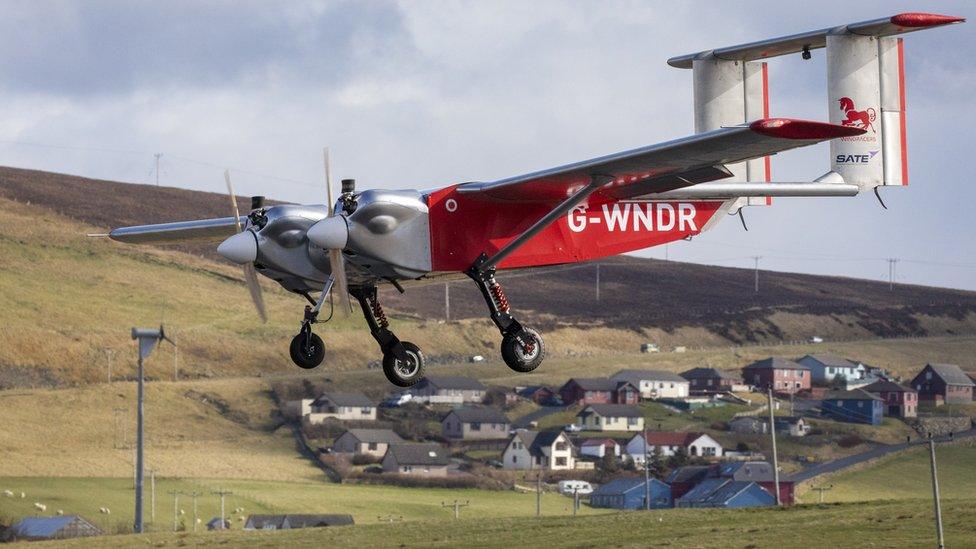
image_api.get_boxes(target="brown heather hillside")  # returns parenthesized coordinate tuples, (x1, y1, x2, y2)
(1, 165, 975, 388)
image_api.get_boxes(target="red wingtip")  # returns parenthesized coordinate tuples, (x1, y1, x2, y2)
(890, 13, 966, 28)
(749, 118, 867, 140)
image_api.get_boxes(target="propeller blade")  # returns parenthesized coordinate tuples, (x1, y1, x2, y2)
(323, 147, 352, 317)
(223, 169, 267, 323)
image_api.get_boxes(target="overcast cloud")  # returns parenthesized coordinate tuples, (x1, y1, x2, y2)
(1, 0, 973, 289)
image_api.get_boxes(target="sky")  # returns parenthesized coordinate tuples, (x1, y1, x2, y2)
(1, 0, 974, 290)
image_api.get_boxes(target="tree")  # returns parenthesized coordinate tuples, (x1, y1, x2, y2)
(667, 446, 690, 469)
(647, 445, 665, 479)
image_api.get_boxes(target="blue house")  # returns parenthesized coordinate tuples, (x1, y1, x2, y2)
(820, 389, 884, 425)
(589, 477, 672, 510)
(675, 478, 775, 508)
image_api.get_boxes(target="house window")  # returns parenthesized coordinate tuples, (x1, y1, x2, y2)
(555, 442, 567, 451)
(368, 443, 378, 451)
(926, 372, 932, 380)
(703, 447, 716, 456)
(857, 401, 863, 408)
(471, 422, 482, 431)
(361, 407, 372, 415)
(404, 466, 413, 473)
(628, 417, 639, 426)
(512, 456, 518, 464)
(555, 457, 567, 466)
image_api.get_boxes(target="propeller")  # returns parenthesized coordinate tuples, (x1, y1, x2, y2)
(219, 170, 268, 323)
(319, 147, 353, 316)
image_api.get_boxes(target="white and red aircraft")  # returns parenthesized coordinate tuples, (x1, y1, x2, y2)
(108, 12, 963, 386)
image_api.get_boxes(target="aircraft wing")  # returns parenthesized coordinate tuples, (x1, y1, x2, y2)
(456, 118, 865, 203)
(108, 216, 244, 244)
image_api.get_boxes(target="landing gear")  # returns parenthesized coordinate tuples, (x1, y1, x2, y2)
(290, 305, 326, 369)
(466, 253, 546, 373)
(351, 286, 426, 387)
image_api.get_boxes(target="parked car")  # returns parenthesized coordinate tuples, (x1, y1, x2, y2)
(380, 393, 413, 408)
(558, 480, 593, 496)
(486, 459, 504, 469)
(564, 423, 582, 433)
(809, 336, 824, 343)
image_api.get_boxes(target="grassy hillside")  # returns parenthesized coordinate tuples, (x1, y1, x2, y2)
(32, 499, 976, 548)
(798, 440, 976, 503)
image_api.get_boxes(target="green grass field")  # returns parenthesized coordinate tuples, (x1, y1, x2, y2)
(32, 499, 976, 548)
(798, 440, 976, 503)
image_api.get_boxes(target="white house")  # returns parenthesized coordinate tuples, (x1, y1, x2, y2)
(575, 404, 645, 432)
(502, 430, 575, 470)
(626, 432, 723, 463)
(796, 354, 866, 385)
(579, 438, 622, 459)
(331, 429, 404, 457)
(611, 369, 690, 399)
(305, 392, 376, 424)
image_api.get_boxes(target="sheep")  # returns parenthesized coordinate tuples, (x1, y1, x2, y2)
(99, 507, 111, 515)
(56, 510, 64, 516)
(2, 490, 12, 497)
(19, 492, 26, 498)
(33, 503, 47, 512)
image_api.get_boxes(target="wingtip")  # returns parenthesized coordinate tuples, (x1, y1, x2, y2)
(749, 118, 867, 140)
(890, 13, 966, 28)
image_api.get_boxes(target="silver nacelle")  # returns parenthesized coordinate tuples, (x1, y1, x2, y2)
(342, 189, 431, 280)
(252, 204, 331, 293)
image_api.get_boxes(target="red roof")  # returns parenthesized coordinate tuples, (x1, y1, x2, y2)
(640, 432, 704, 446)
(581, 438, 619, 448)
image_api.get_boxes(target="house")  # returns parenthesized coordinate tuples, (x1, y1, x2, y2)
(589, 477, 673, 510)
(575, 404, 644, 432)
(206, 518, 231, 531)
(862, 379, 918, 418)
(715, 461, 795, 505)
(332, 429, 404, 457)
(579, 438, 622, 459)
(305, 392, 376, 424)
(558, 378, 639, 406)
(412, 376, 487, 403)
(821, 389, 884, 425)
(611, 369, 690, 399)
(742, 358, 810, 394)
(516, 385, 557, 405)
(681, 368, 748, 394)
(796, 354, 866, 386)
(626, 431, 723, 463)
(8, 516, 102, 541)
(774, 416, 810, 437)
(675, 478, 775, 508)
(728, 416, 767, 435)
(502, 430, 575, 470)
(381, 443, 451, 476)
(441, 407, 510, 440)
(911, 363, 975, 405)
(244, 514, 354, 530)
(665, 465, 712, 499)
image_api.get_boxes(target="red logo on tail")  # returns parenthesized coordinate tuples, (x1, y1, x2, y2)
(838, 97, 877, 133)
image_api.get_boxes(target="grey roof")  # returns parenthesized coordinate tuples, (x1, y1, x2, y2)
(341, 429, 404, 444)
(563, 378, 625, 391)
(922, 363, 976, 386)
(825, 388, 883, 401)
(385, 443, 450, 466)
(681, 368, 742, 381)
(677, 478, 771, 506)
(579, 404, 643, 419)
(729, 416, 763, 425)
(284, 514, 354, 528)
(612, 369, 688, 384)
(665, 465, 711, 484)
(798, 354, 860, 369)
(774, 416, 805, 425)
(246, 515, 286, 529)
(862, 379, 915, 394)
(423, 375, 487, 391)
(11, 516, 99, 538)
(314, 392, 374, 407)
(718, 461, 776, 482)
(445, 406, 509, 424)
(591, 477, 668, 497)
(513, 429, 569, 457)
(743, 357, 809, 371)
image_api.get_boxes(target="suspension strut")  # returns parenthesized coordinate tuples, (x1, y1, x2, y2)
(466, 253, 525, 340)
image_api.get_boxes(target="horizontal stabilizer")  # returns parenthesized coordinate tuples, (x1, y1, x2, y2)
(650, 182, 859, 200)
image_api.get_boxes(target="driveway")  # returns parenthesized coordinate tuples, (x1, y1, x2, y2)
(789, 427, 976, 482)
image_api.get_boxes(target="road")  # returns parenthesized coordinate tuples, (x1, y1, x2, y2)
(789, 427, 976, 482)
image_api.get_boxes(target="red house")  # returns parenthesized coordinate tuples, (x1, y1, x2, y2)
(742, 358, 810, 395)
(910, 363, 974, 405)
(861, 379, 918, 418)
(559, 378, 639, 406)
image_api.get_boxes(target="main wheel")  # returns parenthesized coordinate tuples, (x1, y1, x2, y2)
(290, 332, 325, 369)
(501, 328, 545, 373)
(382, 342, 426, 387)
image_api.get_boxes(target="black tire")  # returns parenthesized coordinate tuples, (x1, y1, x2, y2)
(290, 332, 325, 369)
(382, 342, 426, 387)
(501, 328, 545, 373)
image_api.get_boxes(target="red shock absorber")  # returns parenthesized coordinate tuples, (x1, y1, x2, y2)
(489, 278, 510, 313)
(370, 297, 390, 329)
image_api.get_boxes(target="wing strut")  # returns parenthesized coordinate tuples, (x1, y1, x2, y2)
(474, 173, 614, 271)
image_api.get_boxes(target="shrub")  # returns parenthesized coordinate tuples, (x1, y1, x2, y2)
(837, 434, 865, 448)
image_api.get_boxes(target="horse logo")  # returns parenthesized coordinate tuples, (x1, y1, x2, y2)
(838, 97, 877, 132)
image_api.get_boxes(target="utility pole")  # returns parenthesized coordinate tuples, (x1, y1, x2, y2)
(573, 488, 580, 517)
(150, 470, 156, 526)
(131, 327, 173, 534)
(167, 491, 182, 532)
(106, 349, 115, 384)
(444, 283, 450, 321)
(887, 258, 899, 290)
(928, 434, 945, 549)
(536, 472, 542, 517)
(153, 153, 162, 187)
(441, 500, 469, 520)
(188, 492, 201, 532)
(212, 489, 233, 530)
(752, 256, 762, 293)
(767, 386, 781, 506)
(595, 263, 601, 302)
(643, 426, 651, 510)
(810, 484, 833, 503)
(172, 335, 178, 382)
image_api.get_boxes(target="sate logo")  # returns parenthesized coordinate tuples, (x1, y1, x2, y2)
(838, 97, 877, 133)
(836, 150, 880, 164)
